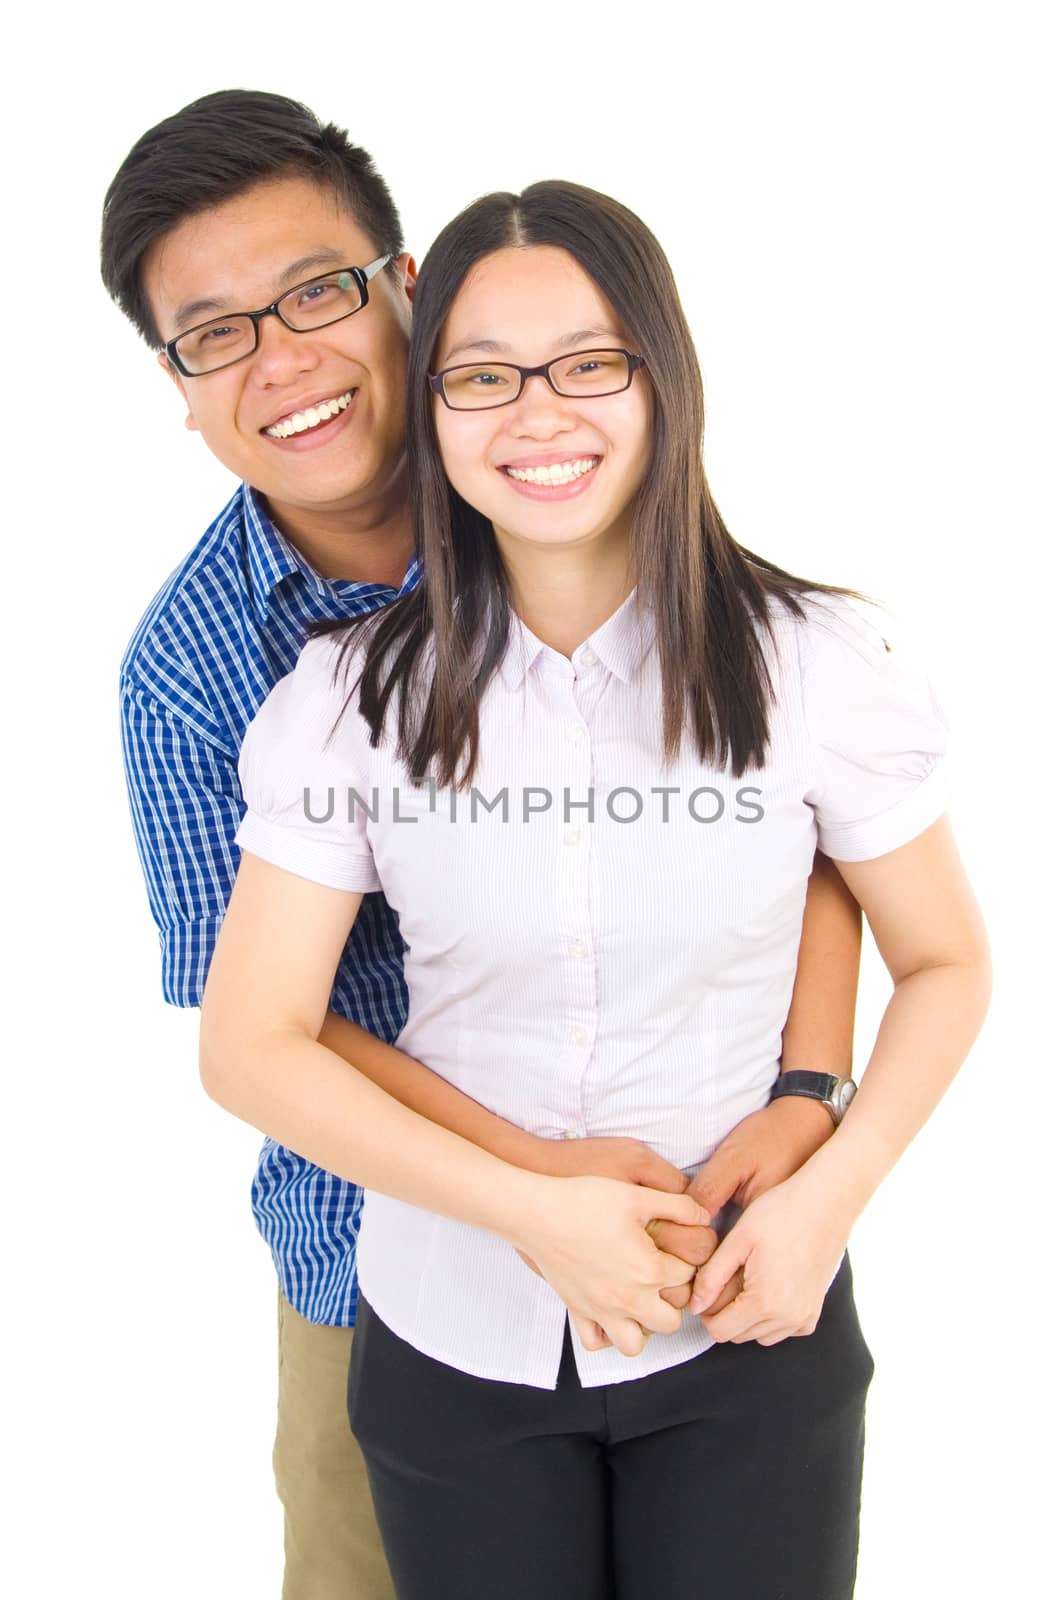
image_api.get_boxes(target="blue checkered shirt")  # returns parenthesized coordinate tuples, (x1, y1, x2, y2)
(119, 482, 420, 1325)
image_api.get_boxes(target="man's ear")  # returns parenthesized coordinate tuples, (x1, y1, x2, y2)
(156, 350, 199, 433)
(396, 253, 418, 309)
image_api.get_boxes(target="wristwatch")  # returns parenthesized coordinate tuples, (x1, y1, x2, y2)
(769, 1071, 857, 1126)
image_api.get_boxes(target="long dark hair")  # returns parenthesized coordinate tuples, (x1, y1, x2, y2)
(316, 180, 858, 784)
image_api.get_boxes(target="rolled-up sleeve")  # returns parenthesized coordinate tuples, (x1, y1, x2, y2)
(120, 676, 242, 1007)
(800, 597, 949, 861)
(235, 636, 382, 893)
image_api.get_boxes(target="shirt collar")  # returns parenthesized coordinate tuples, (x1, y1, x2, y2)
(497, 586, 656, 691)
(240, 482, 421, 625)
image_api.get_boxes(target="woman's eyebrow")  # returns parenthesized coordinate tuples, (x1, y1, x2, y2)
(439, 325, 619, 365)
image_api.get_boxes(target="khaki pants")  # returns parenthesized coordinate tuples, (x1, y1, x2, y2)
(274, 1291, 396, 1600)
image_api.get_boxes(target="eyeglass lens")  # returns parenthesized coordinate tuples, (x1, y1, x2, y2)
(441, 349, 634, 410)
(172, 270, 365, 375)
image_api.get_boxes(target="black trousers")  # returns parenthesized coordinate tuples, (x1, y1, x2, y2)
(348, 1256, 873, 1600)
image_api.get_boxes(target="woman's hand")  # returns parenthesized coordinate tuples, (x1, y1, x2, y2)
(518, 1139, 716, 1338)
(511, 1175, 713, 1357)
(688, 1168, 855, 1344)
(637, 1096, 833, 1313)
(536, 1135, 719, 1314)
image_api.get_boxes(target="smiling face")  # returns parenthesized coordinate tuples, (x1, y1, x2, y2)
(143, 174, 414, 534)
(431, 246, 653, 563)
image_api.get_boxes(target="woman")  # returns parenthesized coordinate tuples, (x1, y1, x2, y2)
(201, 182, 990, 1598)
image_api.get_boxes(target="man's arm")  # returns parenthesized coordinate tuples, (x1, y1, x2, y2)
(120, 679, 683, 1192)
(317, 1011, 686, 1189)
(120, 675, 240, 1004)
(649, 851, 862, 1309)
(685, 851, 862, 1213)
(781, 849, 862, 1075)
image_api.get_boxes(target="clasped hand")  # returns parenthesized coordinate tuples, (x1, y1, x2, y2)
(520, 1097, 841, 1355)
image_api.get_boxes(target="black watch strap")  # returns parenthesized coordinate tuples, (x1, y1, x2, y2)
(772, 1071, 841, 1100)
(770, 1071, 856, 1125)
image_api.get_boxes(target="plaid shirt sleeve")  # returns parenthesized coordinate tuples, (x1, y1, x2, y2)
(119, 672, 244, 1007)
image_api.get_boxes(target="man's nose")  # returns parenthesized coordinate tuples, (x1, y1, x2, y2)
(249, 312, 320, 384)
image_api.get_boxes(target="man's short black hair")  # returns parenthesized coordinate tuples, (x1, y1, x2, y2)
(101, 89, 405, 349)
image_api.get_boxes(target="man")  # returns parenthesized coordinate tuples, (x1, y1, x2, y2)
(104, 89, 859, 1599)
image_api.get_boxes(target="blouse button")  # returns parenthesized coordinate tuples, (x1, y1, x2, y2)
(564, 828, 584, 848)
(571, 1024, 589, 1046)
(570, 939, 589, 959)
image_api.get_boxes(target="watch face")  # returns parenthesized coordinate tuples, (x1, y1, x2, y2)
(837, 1080, 857, 1115)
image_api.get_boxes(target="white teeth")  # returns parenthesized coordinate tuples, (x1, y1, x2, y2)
(265, 390, 353, 439)
(505, 456, 598, 486)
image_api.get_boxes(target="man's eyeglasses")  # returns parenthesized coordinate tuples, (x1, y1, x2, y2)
(428, 348, 646, 411)
(162, 255, 393, 377)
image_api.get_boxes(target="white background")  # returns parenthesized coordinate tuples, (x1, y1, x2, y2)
(4, 2, 1057, 1594)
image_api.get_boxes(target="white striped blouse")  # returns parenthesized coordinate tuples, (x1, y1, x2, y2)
(235, 587, 948, 1389)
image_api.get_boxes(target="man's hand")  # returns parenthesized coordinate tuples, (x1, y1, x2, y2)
(645, 1216, 718, 1309)
(534, 1134, 689, 1192)
(648, 1096, 835, 1316)
(690, 1095, 835, 1213)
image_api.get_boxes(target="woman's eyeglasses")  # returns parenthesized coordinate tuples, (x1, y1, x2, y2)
(429, 348, 646, 411)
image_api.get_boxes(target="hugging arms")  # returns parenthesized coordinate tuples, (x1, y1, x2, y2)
(201, 798, 984, 1353)
(200, 845, 857, 1348)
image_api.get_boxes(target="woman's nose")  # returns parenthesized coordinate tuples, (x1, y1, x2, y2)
(509, 372, 574, 435)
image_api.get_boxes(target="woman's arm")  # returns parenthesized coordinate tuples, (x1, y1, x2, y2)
(810, 816, 990, 1204)
(689, 815, 991, 1336)
(200, 850, 711, 1355)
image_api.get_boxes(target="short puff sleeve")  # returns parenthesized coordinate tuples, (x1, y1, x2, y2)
(235, 635, 381, 893)
(800, 597, 948, 861)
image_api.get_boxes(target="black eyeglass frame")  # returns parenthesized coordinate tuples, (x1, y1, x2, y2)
(162, 254, 393, 377)
(428, 347, 647, 411)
